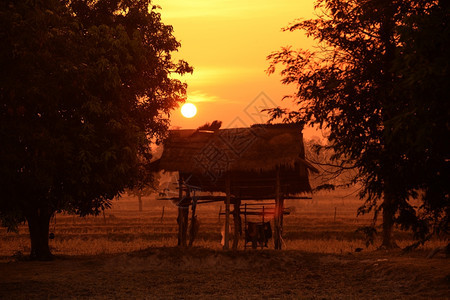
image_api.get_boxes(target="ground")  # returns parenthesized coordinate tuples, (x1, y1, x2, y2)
(0, 192, 448, 299)
(0, 248, 449, 299)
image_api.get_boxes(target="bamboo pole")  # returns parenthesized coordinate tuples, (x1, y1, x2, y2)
(156, 196, 311, 202)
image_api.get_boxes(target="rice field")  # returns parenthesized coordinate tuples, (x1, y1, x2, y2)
(1, 191, 446, 258)
(1, 190, 449, 299)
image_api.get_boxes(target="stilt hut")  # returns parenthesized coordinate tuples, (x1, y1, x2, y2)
(153, 123, 318, 249)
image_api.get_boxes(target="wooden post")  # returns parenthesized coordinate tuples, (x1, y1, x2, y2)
(261, 206, 265, 250)
(232, 199, 241, 250)
(138, 194, 143, 212)
(188, 192, 198, 247)
(181, 189, 190, 247)
(244, 203, 247, 250)
(274, 168, 281, 250)
(177, 174, 188, 247)
(177, 175, 183, 247)
(280, 196, 284, 248)
(262, 206, 265, 223)
(224, 174, 231, 250)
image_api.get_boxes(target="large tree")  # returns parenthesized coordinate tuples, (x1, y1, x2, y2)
(0, 0, 191, 260)
(387, 0, 450, 241)
(267, 0, 449, 247)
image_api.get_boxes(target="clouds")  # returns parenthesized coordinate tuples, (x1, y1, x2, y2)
(187, 90, 241, 104)
(188, 90, 219, 103)
(181, 66, 261, 84)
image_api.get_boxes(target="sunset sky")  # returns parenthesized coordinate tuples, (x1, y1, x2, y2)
(157, 0, 319, 137)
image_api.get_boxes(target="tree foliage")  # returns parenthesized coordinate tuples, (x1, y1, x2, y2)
(388, 0, 450, 240)
(0, 0, 191, 259)
(303, 137, 358, 192)
(267, 0, 449, 246)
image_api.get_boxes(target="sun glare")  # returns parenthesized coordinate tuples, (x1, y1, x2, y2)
(181, 103, 197, 118)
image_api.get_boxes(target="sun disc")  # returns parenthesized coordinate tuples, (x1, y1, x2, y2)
(181, 103, 197, 118)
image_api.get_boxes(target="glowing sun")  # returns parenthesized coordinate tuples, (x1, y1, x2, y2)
(181, 103, 197, 118)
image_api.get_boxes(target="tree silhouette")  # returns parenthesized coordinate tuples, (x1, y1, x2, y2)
(0, 0, 192, 260)
(387, 1, 449, 243)
(267, 0, 449, 247)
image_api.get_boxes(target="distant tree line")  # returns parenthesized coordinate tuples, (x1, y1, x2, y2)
(0, 0, 191, 260)
(268, 0, 449, 248)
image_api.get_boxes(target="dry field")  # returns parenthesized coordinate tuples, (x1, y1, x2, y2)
(1, 192, 449, 299)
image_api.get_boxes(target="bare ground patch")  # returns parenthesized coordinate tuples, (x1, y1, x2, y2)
(0, 248, 448, 299)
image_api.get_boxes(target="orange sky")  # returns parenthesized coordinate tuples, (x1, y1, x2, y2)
(157, 0, 320, 138)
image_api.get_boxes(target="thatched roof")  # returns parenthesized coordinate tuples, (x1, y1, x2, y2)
(155, 123, 318, 175)
(152, 124, 317, 197)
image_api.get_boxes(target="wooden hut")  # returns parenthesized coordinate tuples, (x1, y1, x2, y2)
(153, 123, 318, 249)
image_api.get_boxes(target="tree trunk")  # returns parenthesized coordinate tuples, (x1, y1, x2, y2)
(26, 208, 53, 261)
(377, 1, 398, 250)
(381, 191, 397, 249)
(138, 194, 143, 212)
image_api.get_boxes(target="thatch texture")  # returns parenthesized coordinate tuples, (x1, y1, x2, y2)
(158, 124, 315, 172)
(154, 124, 317, 196)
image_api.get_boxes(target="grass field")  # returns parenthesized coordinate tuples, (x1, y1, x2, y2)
(0, 190, 449, 299)
(1, 190, 445, 256)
